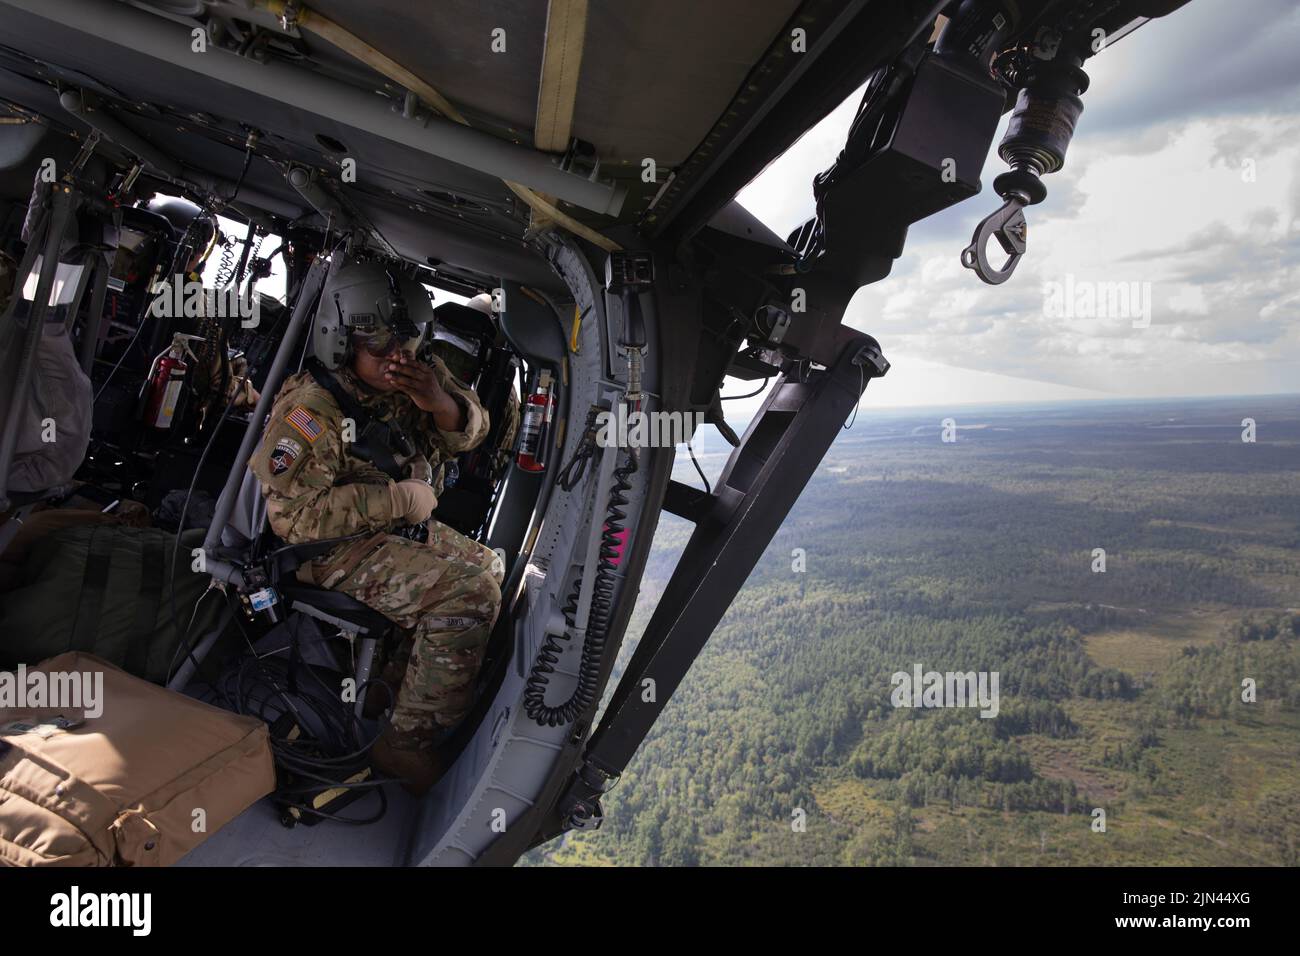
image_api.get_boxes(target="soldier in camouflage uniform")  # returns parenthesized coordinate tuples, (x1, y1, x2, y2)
(249, 260, 502, 794)
(495, 381, 521, 479)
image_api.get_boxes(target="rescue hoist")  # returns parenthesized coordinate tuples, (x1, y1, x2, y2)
(963, 26, 1091, 285)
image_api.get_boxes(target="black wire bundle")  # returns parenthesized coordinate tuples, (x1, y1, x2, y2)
(800, 54, 918, 264)
(686, 440, 711, 495)
(215, 613, 392, 824)
(555, 403, 605, 492)
(524, 452, 637, 726)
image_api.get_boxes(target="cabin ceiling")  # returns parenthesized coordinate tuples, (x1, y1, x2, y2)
(0, 0, 807, 287)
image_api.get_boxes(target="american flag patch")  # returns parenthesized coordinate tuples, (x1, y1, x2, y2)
(285, 405, 323, 442)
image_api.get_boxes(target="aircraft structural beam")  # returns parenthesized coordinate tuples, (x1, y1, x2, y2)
(548, 328, 885, 833)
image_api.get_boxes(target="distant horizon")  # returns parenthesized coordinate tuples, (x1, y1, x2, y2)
(686, 388, 1300, 464)
(853, 389, 1300, 416)
(707, 381, 1300, 440)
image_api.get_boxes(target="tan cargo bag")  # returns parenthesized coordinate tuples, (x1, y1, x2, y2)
(0, 651, 274, 866)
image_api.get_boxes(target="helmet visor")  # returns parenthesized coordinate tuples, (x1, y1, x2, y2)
(353, 329, 423, 358)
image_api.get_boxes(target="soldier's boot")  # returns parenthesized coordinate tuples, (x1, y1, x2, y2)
(370, 724, 446, 796)
(367, 555, 500, 794)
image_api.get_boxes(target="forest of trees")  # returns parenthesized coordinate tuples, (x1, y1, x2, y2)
(527, 396, 1300, 867)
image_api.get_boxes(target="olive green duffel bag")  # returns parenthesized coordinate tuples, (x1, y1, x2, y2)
(0, 523, 223, 684)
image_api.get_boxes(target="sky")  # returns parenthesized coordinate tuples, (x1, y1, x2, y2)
(731, 0, 1300, 413)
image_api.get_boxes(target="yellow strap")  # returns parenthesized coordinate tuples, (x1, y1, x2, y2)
(534, 0, 589, 152)
(569, 303, 583, 353)
(255, 0, 620, 252)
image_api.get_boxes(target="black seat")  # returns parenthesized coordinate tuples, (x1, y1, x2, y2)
(432, 300, 495, 341)
(273, 574, 396, 721)
(256, 532, 396, 640)
(276, 580, 394, 636)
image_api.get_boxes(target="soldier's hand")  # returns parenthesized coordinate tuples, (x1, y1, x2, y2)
(386, 353, 466, 432)
(386, 353, 445, 411)
(390, 478, 437, 524)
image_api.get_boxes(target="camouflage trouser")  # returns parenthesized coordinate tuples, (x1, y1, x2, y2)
(318, 523, 503, 734)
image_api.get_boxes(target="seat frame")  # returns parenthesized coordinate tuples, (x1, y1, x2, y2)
(258, 535, 397, 719)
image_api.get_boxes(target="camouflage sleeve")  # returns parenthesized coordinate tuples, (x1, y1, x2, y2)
(249, 392, 399, 544)
(492, 388, 521, 477)
(430, 354, 489, 454)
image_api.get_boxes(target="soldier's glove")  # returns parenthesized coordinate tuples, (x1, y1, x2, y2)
(390, 479, 437, 524)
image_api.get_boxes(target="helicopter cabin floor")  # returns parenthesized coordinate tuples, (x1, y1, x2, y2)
(175, 681, 426, 866)
(177, 779, 423, 867)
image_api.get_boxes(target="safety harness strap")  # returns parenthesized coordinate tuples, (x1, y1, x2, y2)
(69, 527, 116, 652)
(125, 537, 165, 676)
(303, 358, 408, 481)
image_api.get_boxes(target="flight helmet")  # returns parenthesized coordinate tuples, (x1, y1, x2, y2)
(144, 194, 218, 273)
(428, 292, 493, 385)
(313, 258, 433, 369)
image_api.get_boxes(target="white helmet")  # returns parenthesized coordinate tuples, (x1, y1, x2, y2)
(466, 292, 495, 316)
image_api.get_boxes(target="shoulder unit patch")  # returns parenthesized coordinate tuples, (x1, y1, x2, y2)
(269, 436, 303, 476)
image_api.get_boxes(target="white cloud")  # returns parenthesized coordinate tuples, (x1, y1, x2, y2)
(729, 21, 1300, 407)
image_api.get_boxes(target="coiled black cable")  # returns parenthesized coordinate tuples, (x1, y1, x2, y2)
(555, 404, 605, 491)
(524, 452, 637, 726)
(213, 234, 237, 289)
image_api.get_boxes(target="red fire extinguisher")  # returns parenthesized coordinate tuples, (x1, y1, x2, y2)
(516, 368, 555, 472)
(142, 332, 203, 430)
